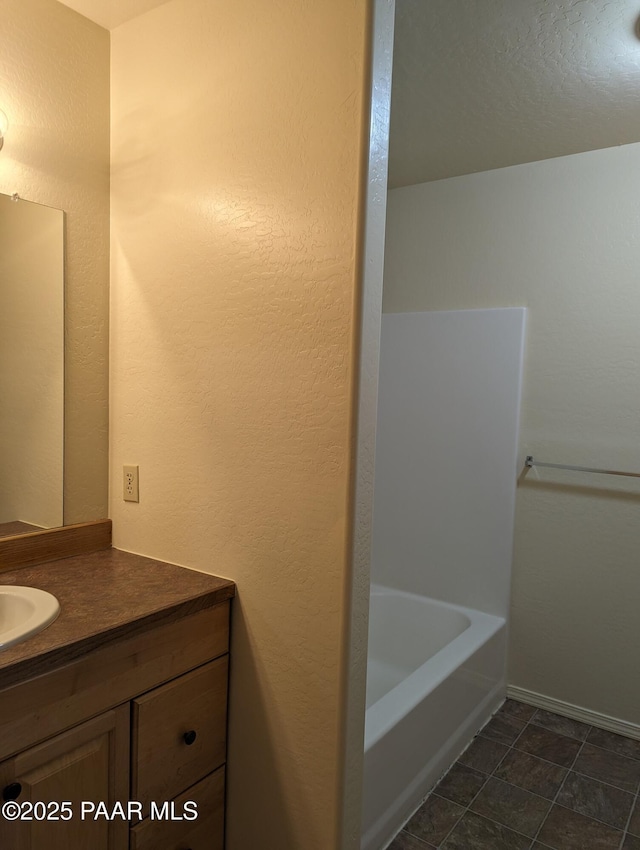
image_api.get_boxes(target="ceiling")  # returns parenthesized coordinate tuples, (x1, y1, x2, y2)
(389, 0, 640, 187)
(57, 0, 172, 29)
(56, 0, 640, 184)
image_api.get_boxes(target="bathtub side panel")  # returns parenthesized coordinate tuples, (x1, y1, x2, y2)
(362, 624, 506, 850)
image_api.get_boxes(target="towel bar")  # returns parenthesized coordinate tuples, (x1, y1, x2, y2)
(525, 455, 640, 479)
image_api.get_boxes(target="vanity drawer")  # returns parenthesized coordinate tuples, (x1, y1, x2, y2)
(0, 601, 230, 762)
(131, 657, 228, 807)
(130, 767, 225, 850)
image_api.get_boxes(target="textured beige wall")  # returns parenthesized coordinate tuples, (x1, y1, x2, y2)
(0, 0, 109, 525)
(0, 197, 64, 527)
(110, 1, 371, 847)
(383, 143, 640, 725)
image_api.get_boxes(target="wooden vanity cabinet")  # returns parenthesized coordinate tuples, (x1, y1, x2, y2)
(0, 706, 130, 850)
(0, 600, 231, 850)
(131, 656, 228, 807)
(129, 768, 225, 850)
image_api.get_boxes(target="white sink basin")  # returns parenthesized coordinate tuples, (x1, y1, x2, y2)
(0, 586, 60, 650)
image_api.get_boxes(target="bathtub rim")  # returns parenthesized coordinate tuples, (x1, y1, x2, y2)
(365, 584, 506, 751)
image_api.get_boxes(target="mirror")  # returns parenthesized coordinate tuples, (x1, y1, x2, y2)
(1, 0, 110, 545)
(0, 193, 64, 538)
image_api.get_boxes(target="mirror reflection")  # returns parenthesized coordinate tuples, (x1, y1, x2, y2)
(0, 193, 64, 538)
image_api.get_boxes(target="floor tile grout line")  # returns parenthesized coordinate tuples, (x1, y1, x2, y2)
(527, 708, 593, 739)
(406, 704, 520, 847)
(433, 711, 548, 848)
(430, 793, 539, 849)
(479, 730, 640, 797)
(499, 705, 592, 746)
(408, 773, 491, 847)
(491, 703, 640, 848)
(411, 733, 517, 848)
(539, 800, 630, 835)
(517, 708, 564, 850)
(569, 738, 640, 765)
(618, 782, 640, 850)
(397, 757, 488, 847)
(527, 736, 589, 850)
(392, 742, 477, 850)
(460, 773, 633, 834)
(399, 701, 639, 850)
(396, 832, 433, 849)
(586, 738, 640, 763)
(502, 705, 640, 763)
(434, 708, 561, 846)
(498, 702, 640, 770)
(485, 704, 640, 837)
(502, 704, 590, 736)
(523, 755, 639, 796)
(495, 703, 640, 846)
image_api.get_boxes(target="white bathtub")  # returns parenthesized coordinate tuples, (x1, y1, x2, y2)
(361, 584, 507, 850)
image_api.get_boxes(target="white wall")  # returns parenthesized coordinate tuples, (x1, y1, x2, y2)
(383, 142, 640, 725)
(372, 309, 525, 618)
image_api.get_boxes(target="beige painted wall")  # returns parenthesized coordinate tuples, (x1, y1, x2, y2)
(110, 0, 371, 847)
(0, 197, 64, 527)
(383, 142, 640, 725)
(0, 0, 109, 524)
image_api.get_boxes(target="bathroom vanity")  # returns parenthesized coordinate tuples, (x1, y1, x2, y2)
(0, 524, 235, 850)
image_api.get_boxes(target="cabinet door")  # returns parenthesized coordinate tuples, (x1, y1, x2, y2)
(0, 705, 129, 850)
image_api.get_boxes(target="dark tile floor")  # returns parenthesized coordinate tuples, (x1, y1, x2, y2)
(388, 699, 640, 850)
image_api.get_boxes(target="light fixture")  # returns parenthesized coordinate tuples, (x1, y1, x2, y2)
(0, 110, 8, 151)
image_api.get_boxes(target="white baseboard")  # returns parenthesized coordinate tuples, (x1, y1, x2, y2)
(507, 684, 640, 742)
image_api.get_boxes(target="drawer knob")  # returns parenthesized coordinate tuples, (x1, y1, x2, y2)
(2, 783, 22, 801)
(183, 730, 197, 746)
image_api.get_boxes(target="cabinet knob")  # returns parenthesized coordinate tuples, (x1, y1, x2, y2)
(2, 782, 22, 801)
(183, 730, 197, 746)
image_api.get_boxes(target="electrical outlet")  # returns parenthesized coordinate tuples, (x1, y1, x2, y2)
(123, 465, 139, 502)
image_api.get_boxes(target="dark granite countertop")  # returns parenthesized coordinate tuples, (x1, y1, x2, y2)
(0, 549, 235, 687)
